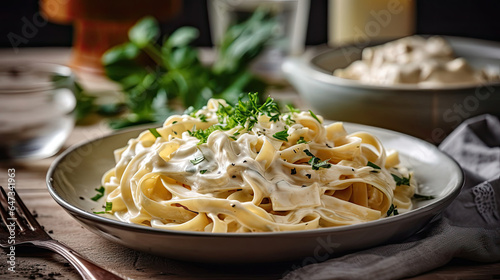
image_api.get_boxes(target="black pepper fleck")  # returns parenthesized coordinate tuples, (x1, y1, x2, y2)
(79, 196, 85, 200)
(291, 168, 297, 175)
(243, 160, 247, 163)
(232, 175, 236, 178)
(302, 185, 307, 188)
(306, 174, 311, 179)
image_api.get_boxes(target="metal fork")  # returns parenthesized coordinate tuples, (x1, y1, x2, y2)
(0, 187, 124, 280)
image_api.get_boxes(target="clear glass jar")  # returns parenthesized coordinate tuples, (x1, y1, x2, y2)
(0, 63, 76, 160)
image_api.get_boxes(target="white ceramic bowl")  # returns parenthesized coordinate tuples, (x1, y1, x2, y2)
(46, 123, 463, 263)
(282, 36, 500, 143)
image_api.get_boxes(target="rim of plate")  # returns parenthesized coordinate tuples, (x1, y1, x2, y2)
(46, 123, 464, 238)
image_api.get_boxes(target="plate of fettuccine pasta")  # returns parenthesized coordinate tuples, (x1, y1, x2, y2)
(47, 93, 463, 263)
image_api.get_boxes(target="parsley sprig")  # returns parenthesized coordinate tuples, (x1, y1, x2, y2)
(234, 93, 281, 129)
(188, 93, 282, 144)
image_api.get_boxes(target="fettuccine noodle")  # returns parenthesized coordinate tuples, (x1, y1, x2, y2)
(100, 95, 416, 232)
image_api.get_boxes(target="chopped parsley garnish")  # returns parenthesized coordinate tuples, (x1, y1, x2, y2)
(200, 169, 208, 174)
(149, 128, 161, 138)
(386, 204, 399, 216)
(232, 93, 281, 130)
(199, 114, 208, 122)
(184, 106, 196, 116)
(94, 202, 113, 214)
(303, 149, 315, 157)
(367, 161, 381, 172)
(413, 194, 435, 200)
(313, 160, 332, 170)
(304, 149, 332, 170)
(190, 154, 205, 165)
(188, 125, 223, 144)
(297, 137, 307, 144)
(309, 110, 321, 124)
(187, 93, 283, 144)
(284, 116, 296, 126)
(286, 104, 300, 113)
(273, 129, 289, 141)
(91, 186, 105, 201)
(391, 174, 411, 186)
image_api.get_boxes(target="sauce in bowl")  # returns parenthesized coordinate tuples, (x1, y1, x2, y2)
(333, 36, 500, 86)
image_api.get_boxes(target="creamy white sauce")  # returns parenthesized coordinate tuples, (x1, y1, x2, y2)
(102, 99, 417, 232)
(334, 35, 499, 86)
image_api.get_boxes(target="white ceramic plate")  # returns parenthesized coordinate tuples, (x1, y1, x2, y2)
(46, 123, 463, 263)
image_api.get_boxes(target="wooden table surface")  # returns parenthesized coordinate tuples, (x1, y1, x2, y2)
(0, 48, 499, 279)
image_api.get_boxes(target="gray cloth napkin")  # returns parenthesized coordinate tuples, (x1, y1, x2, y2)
(283, 114, 500, 280)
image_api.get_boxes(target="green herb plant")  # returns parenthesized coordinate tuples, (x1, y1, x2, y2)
(102, 9, 277, 129)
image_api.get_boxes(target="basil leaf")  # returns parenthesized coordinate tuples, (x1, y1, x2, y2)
(128, 16, 160, 48)
(165, 26, 199, 49)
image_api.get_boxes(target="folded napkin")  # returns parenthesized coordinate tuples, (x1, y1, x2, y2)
(283, 114, 500, 280)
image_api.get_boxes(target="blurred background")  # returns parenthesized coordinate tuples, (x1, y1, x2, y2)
(2, 0, 500, 49)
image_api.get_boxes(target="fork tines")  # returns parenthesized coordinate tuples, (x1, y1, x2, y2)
(0, 186, 42, 233)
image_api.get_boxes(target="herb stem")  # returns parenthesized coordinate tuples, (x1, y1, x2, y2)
(144, 43, 166, 68)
